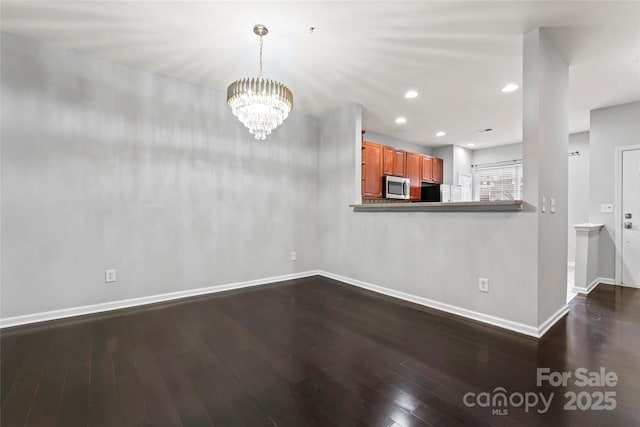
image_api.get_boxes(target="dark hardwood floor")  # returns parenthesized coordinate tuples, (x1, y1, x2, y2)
(1, 276, 639, 426)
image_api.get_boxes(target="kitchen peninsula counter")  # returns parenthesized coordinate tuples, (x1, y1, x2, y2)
(351, 200, 523, 212)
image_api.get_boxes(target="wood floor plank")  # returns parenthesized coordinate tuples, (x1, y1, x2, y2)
(1, 333, 35, 405)
(1, 331, 53, 427)
(174, 349, 246, 426)
(24, 356, 68, 427)
(57, 324, 92, 427)
(155, 350, 213, 426)
(131, 346, 184, 427)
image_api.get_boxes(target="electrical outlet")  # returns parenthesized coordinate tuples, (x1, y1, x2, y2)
(601, 204, 614, 213)
(478, 277, 489, 293)
(550, 198, 556, 213)
(291, 251, 297, 261)
(105, 269, 116, 283)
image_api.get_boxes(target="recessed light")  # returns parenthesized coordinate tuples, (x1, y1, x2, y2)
(436, 131, 446, 137)
(404, 90, 418, 99)
(467, 143, 476, 147)
(395, 117, 407, 124)
(501, 83, 519, 93)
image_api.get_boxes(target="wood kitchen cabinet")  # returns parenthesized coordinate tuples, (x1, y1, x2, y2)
(362, 141, 383, 198)
(383, 146, 394, 175)
(432, 157, 444, 184)
(421, 155, 443, 184)
(405, 152, 422, 200)
(383, 146, 406, 177)
(421, 155, 434, 182)
(394, 149, 406, 177)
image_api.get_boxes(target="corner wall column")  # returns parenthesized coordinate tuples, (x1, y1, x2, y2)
(523, 28, 570, 325)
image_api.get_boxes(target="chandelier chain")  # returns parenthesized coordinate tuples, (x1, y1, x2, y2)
(258, 35, 263, 79)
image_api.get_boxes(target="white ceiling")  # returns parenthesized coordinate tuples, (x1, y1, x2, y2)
(1, 1, 639, 148)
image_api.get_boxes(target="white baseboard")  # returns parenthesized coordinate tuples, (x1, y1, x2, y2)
(0, 270, 320, 329)
(572, 276, 615, 294)
(0, 269, 572, 338)
(317, 271, 566, 338)
(537, 304, 570, 337)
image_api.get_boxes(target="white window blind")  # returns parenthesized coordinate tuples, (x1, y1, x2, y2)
(473, 163, 523, 201)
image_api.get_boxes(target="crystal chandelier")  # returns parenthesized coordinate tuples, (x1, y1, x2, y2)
(227, 25, 293, 140)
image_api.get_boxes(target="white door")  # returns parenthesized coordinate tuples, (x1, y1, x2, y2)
(458, 173, 472, 201)
(621, 148, 640, 287)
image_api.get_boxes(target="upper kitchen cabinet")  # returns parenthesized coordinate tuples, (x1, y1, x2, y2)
(383, 146, 406, 177)
(432, 157, 443, 184)
(421, 155, 433, 182)
(405, 152, 422, 200)
(362, 141, 383, 198)
(421, 155, 443, 184)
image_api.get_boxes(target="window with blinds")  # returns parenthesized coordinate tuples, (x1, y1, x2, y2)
(473, 163, 523, 201)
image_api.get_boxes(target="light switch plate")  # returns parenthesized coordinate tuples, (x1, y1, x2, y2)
(541, 197, 546, 213)
(550, 198, 556, 213)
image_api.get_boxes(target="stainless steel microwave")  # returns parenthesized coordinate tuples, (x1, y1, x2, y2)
(383, 176, 410, 200)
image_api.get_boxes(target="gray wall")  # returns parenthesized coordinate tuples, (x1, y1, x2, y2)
(318, 108, 540, 327)
(1, 33, 319, 318)
(589, 101, 640, 279)
(567, 132, 590, 263)
(472, 143, 523, 166)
